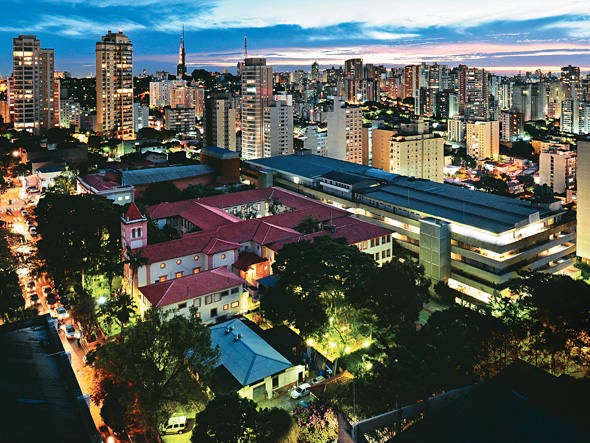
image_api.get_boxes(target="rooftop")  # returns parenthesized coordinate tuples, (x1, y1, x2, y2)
(78, 173, 130, 192)
(121, 164, 214, 186)
(210, 318, 293, 387)
(0, 315, 100, 443)
(138, 267, 245, 307)
(247, 154, 555, 234)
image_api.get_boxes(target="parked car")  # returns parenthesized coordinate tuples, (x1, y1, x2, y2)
(309, 375, 326, 385)
(161, 416, 187, 435)
(290, 383, 311, 399)
(21, 209, 28, 216)
(43, 286, 52, 296)
(30, 293, 40, 306)
(56, 306, 69, 320)
(27, 279, 35, 289)
(61, 323, 80, 340)
(47, 295, 58, 308)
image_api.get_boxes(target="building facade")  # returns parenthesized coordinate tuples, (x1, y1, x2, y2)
(204, 93, 237, 151)
(96, 31, 134, 140)
(539, 146, 576, 194)
(326, 100, 364, 164)
(466, 120, 499, 161)
(263, 100, 293, 157)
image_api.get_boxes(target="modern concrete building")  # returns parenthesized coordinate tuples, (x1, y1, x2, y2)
(560, 98, 579, 134)
(466, 120, 499, 161)
(577, 141, 590, 261)
(447, 116, 465, 143)
(372, 128, 444, 182)
(326, 99, 364, 164)
(263, 99, 293, 157)
(11, 35, 55, 134)
(133, 102, 149, 133)
(241, 58, 273, 160)
(204, 93, 237, 151)
(164, 106, 195, 133)
(539, 146, 576, 194)
(244, 153, 575, 307)
(96, 31, 134, 140)
(500, 110, 524, 142)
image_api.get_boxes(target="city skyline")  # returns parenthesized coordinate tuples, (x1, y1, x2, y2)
(1, 0, 590, 76)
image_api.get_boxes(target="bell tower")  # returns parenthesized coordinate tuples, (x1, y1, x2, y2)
(121, 202, 148, 250)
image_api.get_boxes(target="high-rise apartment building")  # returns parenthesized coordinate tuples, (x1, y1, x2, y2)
(164, 107, 195, 133)
(134, 103, 149, 133)
(11, 35, 55, 134)
(539, 146, 576, 194)
(560, 98, 579, 134)
(402, 65, 420, 111)
(466, 120, 499, 161)
(447, 116, 465, 143)
(459, 66, 488, 120)
(241, 58, 273, 160)
(96, 31, 134, 140)
(204, 93, 237, 151)
(579, 102, 590, 135)
(326, 99, 363, 164)
(578, 141, 590, 261)
(263, 97, 293, 157)
(561, 65, 581, 100)
(372, 128, 444, 182)
(500, 110, 523, 142)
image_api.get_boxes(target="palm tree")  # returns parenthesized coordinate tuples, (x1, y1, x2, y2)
(122, 247, 148, 300)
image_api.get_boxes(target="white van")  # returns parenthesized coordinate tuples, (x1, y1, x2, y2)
(162, 416, 187, 435)
(290, 383, 311, 399)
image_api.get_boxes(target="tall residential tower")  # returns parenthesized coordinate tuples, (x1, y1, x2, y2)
(96, 31, 134, 140)
(177, 25, 186, 79)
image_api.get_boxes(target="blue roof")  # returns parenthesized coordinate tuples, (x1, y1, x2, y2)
(210, 318, 292, 386)
(121, 164, 214, 186)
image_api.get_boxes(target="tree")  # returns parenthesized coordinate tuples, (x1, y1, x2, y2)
(262, 236, 376, 340)
(295, 215, 322, 234)
(293, 403, 338, 443)
(93, 308, 219, 432)
(142, 182, 183, 205)
(533, 184, 555, 203)
(49, 168, 77, 194)
(0, 229, 26, 322)
(191, 392, 297, 443)
(476, 173, 509, 195)
(98, 292, 138, 334)
(181, 184, 223, 200)
(122, 247, 148, 299)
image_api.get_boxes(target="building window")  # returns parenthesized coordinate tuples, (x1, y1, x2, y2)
(194, 255, 199, 261)
(221, 290, 229, 297)
(178, 302, 187, 309)
(159, 276, 167, 282)
(193, 267, 201, 274)
(175, 271, 183, 278)
(223, 304, 229, 310)
(205, 295, 212, 305)
(370, 239, 375, 247)
(272, 375, 279, 389)
(214, 293, 222, 302)
(193, 298, 201, 307)
(231, 301, 239, 308)
(220, 253, 226, 260)
(176, 259, 182, 265)
(231, 287, 240, 294)
(195, 311, 200, 318)
(160, 263, 166, 269)
(210, 308, 218, 318)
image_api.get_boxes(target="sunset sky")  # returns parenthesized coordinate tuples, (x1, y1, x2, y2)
(2, 0, 590, 76)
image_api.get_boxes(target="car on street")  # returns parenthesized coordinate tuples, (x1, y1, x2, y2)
(43, 286, 53, 296)
(27, 279, 35, 289)
(30, 293, 40, 306)
(61, 323, 80, 340)
(56, 306, 69, 320)
(309, 375, 326, 385)
(21, 209, 28, 216)
(290, 383, 311, 399)
(47, 295, 58, 308)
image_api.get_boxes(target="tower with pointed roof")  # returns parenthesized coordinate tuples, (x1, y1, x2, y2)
(121, 202, 148, 250)
(177, 25, 186, 79)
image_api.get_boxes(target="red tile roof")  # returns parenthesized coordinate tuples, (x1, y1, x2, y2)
(124, 202, 145, 222)
(79, 174, 124, 192)
(232, 252, 268, 271)
(138, 267, 245, 307)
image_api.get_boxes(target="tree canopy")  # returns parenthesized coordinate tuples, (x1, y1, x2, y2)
(93, 308, 219, 432)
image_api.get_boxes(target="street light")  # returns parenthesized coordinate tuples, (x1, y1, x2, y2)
(97, 296, 107, 305)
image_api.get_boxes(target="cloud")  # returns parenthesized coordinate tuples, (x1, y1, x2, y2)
(544, 18, 590, 38)
(0, 15, 146, 37)
(154, 0, 590, 32)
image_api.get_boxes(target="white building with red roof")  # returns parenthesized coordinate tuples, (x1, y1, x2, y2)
(122, 187, 394, 322)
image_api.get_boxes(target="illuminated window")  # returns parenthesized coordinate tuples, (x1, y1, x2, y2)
(160, 263, 166, 269)
(195, 311, 200, 318)
(223, 304, 229, 311)
(175, 271, 183, 278)
(220, 254, 226, 260)
(194, 255, 199, 261)
(159, 276, 167, 282)
(231, 301, 239, 308)
(176, 259, 182, 265)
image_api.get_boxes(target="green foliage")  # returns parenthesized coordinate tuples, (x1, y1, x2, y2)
(147, 219, 180, 245)
(136, 127, 175, 141)
(295, 215, 322, 234)
(451, 150, 477, 168)
(510, 140, 534, 159)
(191, 392, 297, 443)
(142, 182, 183, 205)
(0, 228, 26, 322)
(181, 184, 223, 199)
(97, 292, 138, 333)
(35, 193, 121, 286)
(262, 236, 376, 339)
(533, 184, 555, 203)
(293, 403, 338, 443)
(94, 308, 219, 432)
(475, 173, 509, 195)
(49, 168, 78, 195)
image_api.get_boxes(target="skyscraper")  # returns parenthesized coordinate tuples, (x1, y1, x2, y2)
(96, 30, 134, 140)
(263, 94, 293, 157)
(204, 93, 237, 151)
(326, 99, 363, 164)
(11, 35, 55, 134)
(466, 120, 499, 161)
(177, 25, 186, 79)
(577, 141, 590, 261)
(241, 58, 273, 160)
